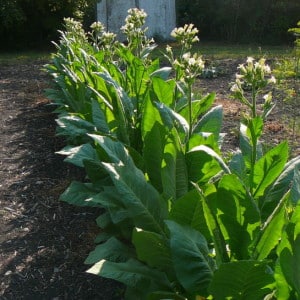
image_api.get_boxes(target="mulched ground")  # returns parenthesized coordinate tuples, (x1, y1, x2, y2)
(0, 57, 299, 299)
(0, 61, 122, 299)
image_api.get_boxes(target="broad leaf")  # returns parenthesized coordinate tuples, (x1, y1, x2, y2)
(91, 98, 110, 134)
(169, 189, 210, 239)
(85, 237, 134, 264)
(209, 260, 274, 300)
(57, 143, 97, 167)
(132, 228, 172, 274)
(166, 220, 215, 294)
(216, 174, 260, 259)
(101, 161, 167, 233)
(263, 156, 300, 211)
(253, 191, 288, 261)
(193, 105, 223, 142)
(187, 145, 229, 186)
(162, 135, 189, 200)
(152, 76, 175, 106)
(253, 142, 289, 199)
(87, 259, 172, 298)
(60, 181, 102, 207)
(278, 203, 300, 295)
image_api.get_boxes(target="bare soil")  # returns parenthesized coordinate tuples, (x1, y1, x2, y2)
(0, 58, 299, 299)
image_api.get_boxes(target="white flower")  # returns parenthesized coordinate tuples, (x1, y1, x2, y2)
(268, 76, 276, 84)
(246, 57, 254, 64)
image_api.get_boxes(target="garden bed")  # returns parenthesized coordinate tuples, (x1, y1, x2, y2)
(0, 57, 298, 299)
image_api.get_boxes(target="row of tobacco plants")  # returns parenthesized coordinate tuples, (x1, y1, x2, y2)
(45, 9, 300, 299)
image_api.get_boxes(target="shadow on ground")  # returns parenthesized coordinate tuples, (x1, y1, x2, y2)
(0, 61, 123, 299)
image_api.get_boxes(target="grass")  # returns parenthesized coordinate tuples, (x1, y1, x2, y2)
(155, 42, 294, 60)
(0, 51, 51, 64)
(0, 42, 293, 64)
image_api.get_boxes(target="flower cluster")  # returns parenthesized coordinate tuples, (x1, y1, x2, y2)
(120, 8, 153, 57)
(231, 57, 276, 119)
(171, 24, 199, 50)
(174, 52, 204, 84)
(121, 8, 147, 32)
(63, 18, 87, 43)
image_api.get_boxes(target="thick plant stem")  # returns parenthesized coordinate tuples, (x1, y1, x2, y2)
(186, 82, 193, 152)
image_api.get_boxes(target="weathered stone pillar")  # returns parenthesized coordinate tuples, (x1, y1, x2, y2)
(97, 0, 176, 40)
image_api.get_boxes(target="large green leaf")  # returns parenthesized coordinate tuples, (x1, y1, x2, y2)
(290, 164, 300, 205)
(152, 76, 175, 106)
(263, 156, 300, 211)
(87, 259, 172, 299)
(89, 134, 131, 164)
(209, 260, 274, 300)
(56, 115, 96, 139)
(253, 191, 288, 261)
(85, 237, 134, 264)
(178, 92, 216, 123)
(193, 105, 223, 142)
(187, 145, 229, 186)
(216, 174, 260, 259)
(161, 135, 189, 200)
(101, 161, 167, 233)
(132, 228, 172, 274)
(253, 141, 289, 199)
(193, 183, 230, 265)
(60, 181, 102, 207)
(91, 98, 110, 134)
(278, 203, 300, 295)
(165, 220, 215, 294)
(155, 102, 189, 137)
(169, 189, 210, 239)
(142, 97, 166, 192)
(57, 143, 98, 167)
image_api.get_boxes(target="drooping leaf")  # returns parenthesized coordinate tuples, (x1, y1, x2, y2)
(193, 105, 223, 142)
(253, 142, 289, 199)
(169, 189, 210, 239)
(216, 174, 260, 259)
(161, 135, 189, 200)
(209, 260, 274, 300)
(253, 191, 288, 261)
(101, 161, 167, 233)
(165, 220, 215, 294)
(278, 203, 300, 295)
(60, 181, 102, 207)
(155, 102, 189, 136)
(187, 145, 229, 186)
(87, 259, 172, 299)
(132, 228, 172, 274)
(85, 237, 134, 264)
(91, 98, 110, 134)
(57, 143, 97, 167)
(56, 115, 96, 138)
(263, 156, 300, 212)
(151, 76, 175, 106)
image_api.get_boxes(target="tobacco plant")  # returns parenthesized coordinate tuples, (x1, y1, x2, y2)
(46, 9, 300, 300)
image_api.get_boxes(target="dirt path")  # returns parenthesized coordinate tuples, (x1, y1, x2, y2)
(0, 61, 119, 299)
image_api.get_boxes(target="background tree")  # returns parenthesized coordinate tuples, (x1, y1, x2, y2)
(176, 0, 300, 44)
(0, 0, 98, 50)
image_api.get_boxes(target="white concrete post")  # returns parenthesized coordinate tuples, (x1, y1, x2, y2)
(96, 0, 176, 40)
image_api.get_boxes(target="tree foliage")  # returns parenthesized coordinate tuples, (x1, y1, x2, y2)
(176, 0, 300, 44)
(0, 0, 97, 50)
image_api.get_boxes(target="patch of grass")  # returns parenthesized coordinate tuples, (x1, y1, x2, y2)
(0, 51, 51, 64)
(155, 42, 293, 61)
